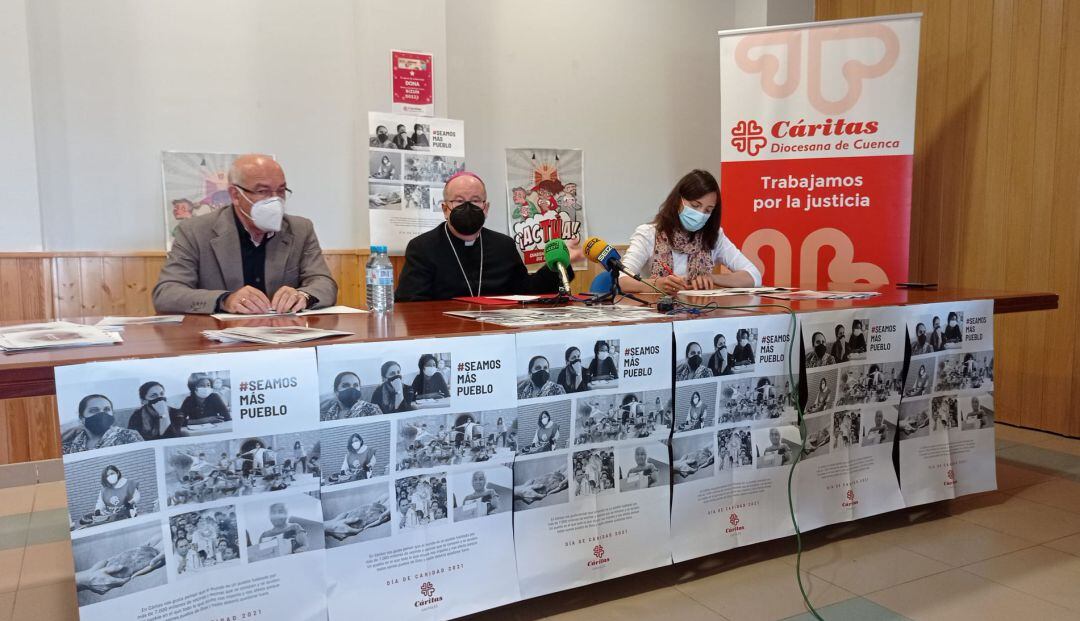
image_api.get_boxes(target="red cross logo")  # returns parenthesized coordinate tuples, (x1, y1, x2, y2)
(731, 120, 767, 156)
(593, 545, 605, 558)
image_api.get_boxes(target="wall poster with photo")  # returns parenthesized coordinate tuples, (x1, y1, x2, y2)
(315, 333, 520, 621)
(669, 314, 800, 561)
(54, 348, 327, 621)
(161, 151, 248, 250)
(792, 307, 908, 531)
(512, 322, 672, 599)
(504, 148, 587, 271)
(898, 300, 996, 506)
(367, 112, 465, 254)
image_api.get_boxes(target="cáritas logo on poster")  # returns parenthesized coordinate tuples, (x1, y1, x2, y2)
(415, 581, 443, 608)
(587, 544, 610, 567)
(842, 488, 859, 508)
(731, 118, 892, 157)
(725, 512, 745, 534)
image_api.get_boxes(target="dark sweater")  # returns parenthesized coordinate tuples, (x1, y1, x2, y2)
(395, 223, 570, 301)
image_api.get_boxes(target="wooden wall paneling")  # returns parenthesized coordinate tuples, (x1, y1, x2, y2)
(26, 396, 59, 461)
(101, 256, 127, 315)
(342, 252, 364, 308)
(53, 256, 82, 319)
(78, 256, 105, 316)
(1, 399, 31, 464)
(22, 258, 54, 321)
(1056, 0, 1080, 437)
(0, 258, 24, 322)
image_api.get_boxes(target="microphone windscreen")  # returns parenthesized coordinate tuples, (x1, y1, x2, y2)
(544, 239, 571, 270)
(583, 236, 620, 269)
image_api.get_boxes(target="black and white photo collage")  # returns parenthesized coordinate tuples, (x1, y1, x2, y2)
(513, 324, 673, 512)
(367, 112, 465, 213)
(55, 349, 326, 615)
(672, 314, 800, 482)
(898, 301, 996, 503)
(315, 335, 517, 549)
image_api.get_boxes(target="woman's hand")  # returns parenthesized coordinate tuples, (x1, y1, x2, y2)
(687, 274, 714, 290)
(651, 275, 687, 295)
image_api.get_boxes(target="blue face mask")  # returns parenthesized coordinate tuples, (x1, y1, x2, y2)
(679, 204, 710, 232)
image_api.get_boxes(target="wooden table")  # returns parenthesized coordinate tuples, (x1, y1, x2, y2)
(0, 287, 1057, 400)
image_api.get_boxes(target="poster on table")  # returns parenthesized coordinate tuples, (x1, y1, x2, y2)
(669, 314, 800, 561)
(367, 112, 465, 254)
(512, 322, 672, 598)
(55, 349, 327, 621)
(391, 50, 434, 116)
(315, 334, 520, 621)
(504, 148, 587, 271)
(898, 300, 996, 506)
(718, 14, 921, 288)
(161, 151, 244, 250)
(793, 307, 907, 531)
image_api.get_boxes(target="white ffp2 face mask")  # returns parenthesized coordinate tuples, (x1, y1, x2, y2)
(247, 196, 285, 232)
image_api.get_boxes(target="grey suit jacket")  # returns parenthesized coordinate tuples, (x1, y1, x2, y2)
(152, 207, 338, 314)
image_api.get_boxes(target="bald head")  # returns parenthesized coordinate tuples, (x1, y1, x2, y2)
(228, 154, 283, 188)
(441, 172, 489, 240)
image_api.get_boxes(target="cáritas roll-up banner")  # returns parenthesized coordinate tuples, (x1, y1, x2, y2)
(718, 14, 921, 289)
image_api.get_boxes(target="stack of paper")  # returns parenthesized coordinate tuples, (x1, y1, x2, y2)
(762, 290, 882, 301)
(95, 315, 185, 329)
(0, 321, 122, 352)
(677, 286, 798, 297)
(210, 305, 367, 321)
(202, 326, 353, 344)
(445, 305, 668, 327)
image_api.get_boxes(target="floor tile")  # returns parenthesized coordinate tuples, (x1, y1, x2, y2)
(994, 460, 1058, 491)
(10, 579, 77, 621)
(782, 532, 950, 595)
(1013, 478, 1080, 514)
(17, 541, 73, 590)
(947, 491, 1080, 543)
(996, 445, 1080, 479)
(965, 546, 1080, 613)
(544, 586, 725, 621)
(866, 568, 1077, 621)
(0, 591, 14, 621)
(994, 424, 1060, 446)
(1045, 533, 1080, 557)
(31, 482, 67, 512)
(33, 460, 64, 484)
(0, 548, 23, 593)
(1035, 436, 1080, 457)
(0, 488, 34, 518)
(676, 558, 853, 621)
(25, 509, 70, 547)
(0, 514, 29, 551)
(781, 597, 910, 621)
(873, 515, 1034, 567)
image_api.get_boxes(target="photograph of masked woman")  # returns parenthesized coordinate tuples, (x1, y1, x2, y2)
(556, 346, 592, 393)
(128, 381, 185, 440)
(619, 169, 762, 295)
(320, 372, 383, 420)
(411, 354, 450, 400)
(180, 374, 231, 426)
(371, 361, 417, 413)
(588, 340, 618, 381)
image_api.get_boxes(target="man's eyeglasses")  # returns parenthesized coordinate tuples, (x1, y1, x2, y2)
(444, 198, 487, 209)
(233, 184, 293, 200)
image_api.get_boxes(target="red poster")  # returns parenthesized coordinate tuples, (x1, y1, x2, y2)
(391, 50, 433, 116)
(718, 16, 921, 289)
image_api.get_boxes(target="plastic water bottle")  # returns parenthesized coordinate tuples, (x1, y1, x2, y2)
(366, 245, 394, 313)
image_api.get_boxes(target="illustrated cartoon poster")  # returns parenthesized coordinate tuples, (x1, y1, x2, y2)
(161, 152, 244, 250)
(669, 314, 800, 561)
(793, 307, 907, 531)
(315, 334, 521, 621)
(368, 112, 466, 254)
(505, 148, 587, 270)
(54, 348, 327, 621)
(512, 323, 672, 598)
(897, 300, 996, 506)
(718, 15, 921, 288)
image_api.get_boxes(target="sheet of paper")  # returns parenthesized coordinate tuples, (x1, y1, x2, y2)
(677, 287, 795, 297)
(211, 306, 367, 321)
(95, 315, 186, 327)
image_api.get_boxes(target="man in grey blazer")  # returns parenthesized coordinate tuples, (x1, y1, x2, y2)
(153, 154, 338, 314)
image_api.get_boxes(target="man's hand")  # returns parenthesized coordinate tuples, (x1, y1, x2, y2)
(566, 237, 585, 265)
(271, 286, 309, 313)
(76, 559, 131, 594)
(652, 274, 688, 295)
(513, 482, 546, 504)
(222, 286, 272, 314)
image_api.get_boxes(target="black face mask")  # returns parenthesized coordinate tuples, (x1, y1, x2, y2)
(814, 344, 827, 358)
(449, 202, 486, 236)
(688, 354, 702, 369)
(84, 412, 114, 436)
(531, 369, 550, 387)
(338, 387, 362, 408)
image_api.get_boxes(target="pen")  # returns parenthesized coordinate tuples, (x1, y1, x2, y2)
(656, 260, 674, 276)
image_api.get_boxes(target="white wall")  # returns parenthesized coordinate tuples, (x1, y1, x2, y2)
(446, 0, 739, 244)
(0, 0, 43, 250)
(0, 0, 807, 252)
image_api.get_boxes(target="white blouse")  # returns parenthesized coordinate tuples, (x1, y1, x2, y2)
(621, 223, 762, 287)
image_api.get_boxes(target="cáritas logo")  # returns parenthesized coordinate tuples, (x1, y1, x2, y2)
(731, 120, 767, 156)
(725, 512, 745, 534)
(588, 544, 610, 567)
(842, 488, 859, 508)
(414, 581, 442, 608)
(944, 469, 956, 486)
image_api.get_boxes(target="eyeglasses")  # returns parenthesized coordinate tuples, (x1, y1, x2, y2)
(233, 184, 293, 200)
(444, 198, 487, 208)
